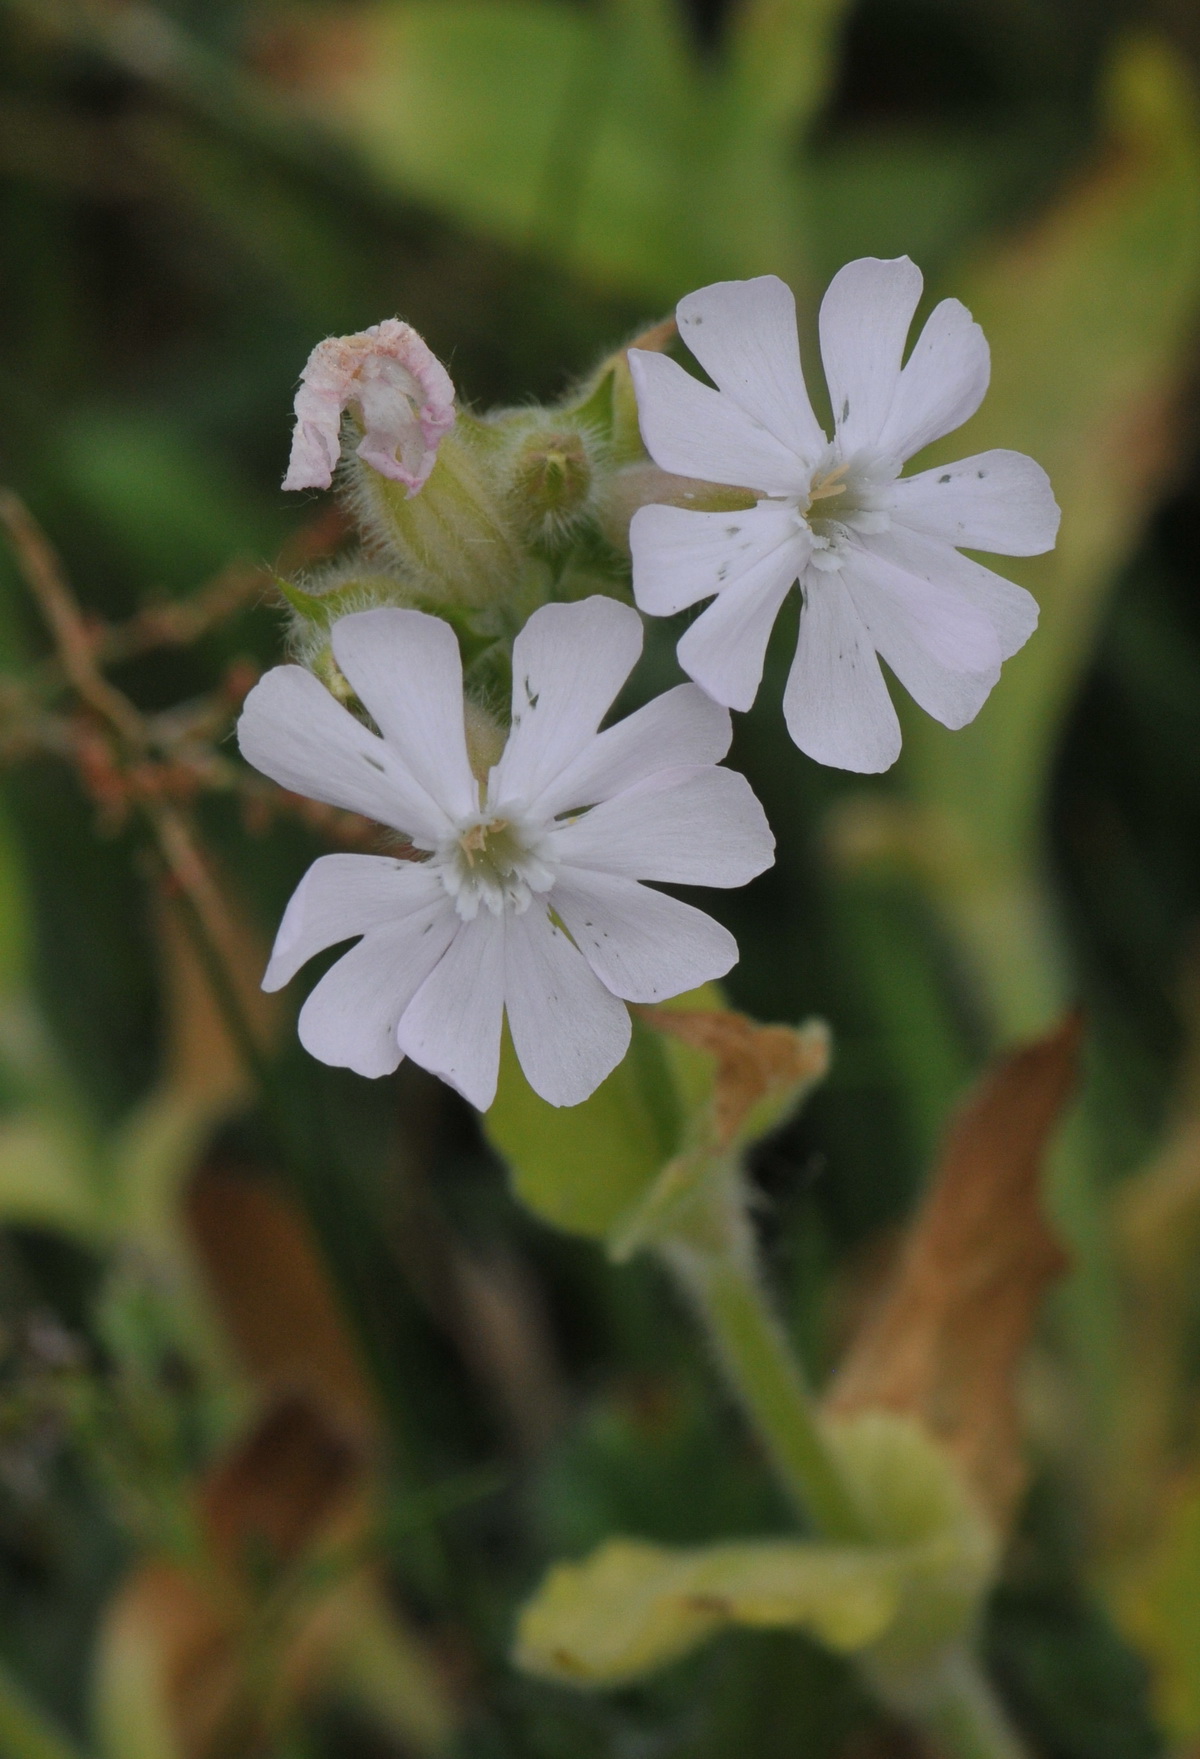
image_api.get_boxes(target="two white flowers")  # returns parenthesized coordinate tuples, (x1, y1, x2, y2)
(241, 255, 1058, 1109)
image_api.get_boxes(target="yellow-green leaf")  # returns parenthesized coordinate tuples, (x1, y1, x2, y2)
(515, 1414, 997, 1690)
(513, 1534, 900, 1687)
(1120, 1476, 1200, 1739)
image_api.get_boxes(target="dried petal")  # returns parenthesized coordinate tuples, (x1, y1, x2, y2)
(283, 319, 456, 494)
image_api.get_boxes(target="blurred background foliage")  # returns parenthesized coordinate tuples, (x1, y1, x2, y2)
(3, 0, 1200, 1754)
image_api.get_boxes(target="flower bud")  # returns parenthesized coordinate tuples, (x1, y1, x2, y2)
(350, 421, 526, 610)
(507, 427, 594, 541)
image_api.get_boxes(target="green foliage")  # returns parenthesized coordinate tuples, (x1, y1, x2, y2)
(516, 1413, 994, 1689)
(298, 0, 849, 298)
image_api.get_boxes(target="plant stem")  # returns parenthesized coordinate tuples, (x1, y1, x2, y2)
(663, 1239, 866, 1541)
(873, 1648, 1028, 1759)
(664, 1236, 1030, 1759)
(0, 1660, 88, 1759)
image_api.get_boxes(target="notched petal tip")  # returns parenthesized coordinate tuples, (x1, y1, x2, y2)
(283, 318, 456, 495)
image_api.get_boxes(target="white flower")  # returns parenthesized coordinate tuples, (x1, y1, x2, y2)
(282, 318, 456, 494)
(237, 597, 774, 1110)
(628, 259, 1060, 773)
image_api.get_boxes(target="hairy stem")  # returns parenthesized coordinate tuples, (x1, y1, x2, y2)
(873, 1648, 1028, 1759)
(662, 1238, 866, 1541)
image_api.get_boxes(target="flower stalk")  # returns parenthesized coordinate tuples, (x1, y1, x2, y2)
(657, 1170, 1030, 1759)
(663, 1234, 867, 1541)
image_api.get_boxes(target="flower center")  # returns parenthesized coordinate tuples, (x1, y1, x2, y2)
(801, 450, 899, 571)
(435, 808, 556, 920)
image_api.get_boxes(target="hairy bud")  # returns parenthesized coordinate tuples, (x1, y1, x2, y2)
(507, 428, 594, 540)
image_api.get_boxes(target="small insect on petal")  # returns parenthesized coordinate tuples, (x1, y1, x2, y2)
(283, 319, 456, 495)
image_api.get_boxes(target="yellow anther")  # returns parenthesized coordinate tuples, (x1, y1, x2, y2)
(808, 463, 850, 503)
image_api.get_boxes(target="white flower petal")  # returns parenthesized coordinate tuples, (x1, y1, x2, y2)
(550, 767, 774, 887)
(840, 544, 1000, 730)
(331, 608, 477, 821)
(875, 298, 990, 462)
(553, 867, 737, 1003)
(237, 665, 452, 843)
(888, 449, 1060, 556)
(819, 257, 923, 455)
(532, 685, 731, 821)
(869, 525, 1039, 661)
(264, 854, 445, 991)
(630, 500, 805, 617)
(503, 906, 631, 1107)
(675, 534, 805, 712)
(676, 277, 826, 461)
(397, 909, 506, 1110)
(491, 598, 643, 807)
(783, 576, 901, 773)
(628, 351, 805, 496)
(297, 901, 459, 1079)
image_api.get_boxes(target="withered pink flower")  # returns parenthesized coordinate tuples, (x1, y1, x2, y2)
(282, 319, 456, 495)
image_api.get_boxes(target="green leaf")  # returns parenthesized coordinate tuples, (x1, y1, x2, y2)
(1120, 1473, 1200, 1739)
(513, 1533, 900, 1686)
(515, 1414, 997, 1689)
(294, 0, 853, 298)
(0, 1112, 106, 1241)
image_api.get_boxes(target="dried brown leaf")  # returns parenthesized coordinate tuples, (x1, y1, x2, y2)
(186, 1169, 376, 1446)
(97, 1395, 374, 1759)
(643, 1007, 830, 1150)
(826, 1016, 1080, 1530)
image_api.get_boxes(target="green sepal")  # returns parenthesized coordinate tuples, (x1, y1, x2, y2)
(561, 367, 616, 445)
(276, 575, 366, 629)
(483, 987, 720, 1241)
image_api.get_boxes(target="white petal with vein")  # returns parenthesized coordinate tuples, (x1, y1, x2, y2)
(783, 578, 901, 773)
(820, 257, 923, 454)
(675, 536, 805, 711)
(297, 901, 458, 1079)
(503, 907, 631, 1107)
(631, 501, 804, 618)
(676, 277, 826, 461)
(533, 685, 731, 820)
(398, 909, 507, 1110)
(492, 597, 643, 806)
(265, 855, 445, 991)
(237, 665, 451, 843)
(553, 867, 737, 1002)
(551, 767, 774, 887)
(331, 609, 477, 820)
(888, 450, 1059, 555)
(875, 298, 989, 462)
(629, 351, 804, 495)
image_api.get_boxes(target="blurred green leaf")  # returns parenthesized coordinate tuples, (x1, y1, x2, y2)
(285, 0, 851, 297)
(1121, 1471, 1200, 1740)
(487, 1016, 680, 1241)
(514, 1532, 898, 1685)
(0, 1659, 88, 1759)
(899, 34, 1200, 1035)
(516, 1413, 995, 1688)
